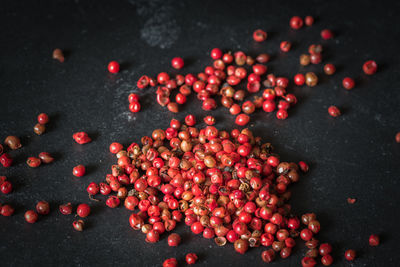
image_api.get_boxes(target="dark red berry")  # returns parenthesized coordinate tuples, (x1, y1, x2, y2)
(59, 203, 73, 215)
(0, 181, 12, 194)
(1, 204, 14, 216)
(167, 233, 181, 247)
(290, 16, 303, 29)
(363, 60, 378, 75)
(27, 157, 41, 168)
(369, 234, 380, 246)
(321, 29, 333, 40)
(344, 249, 356, 261)
(36, 201, 50, 215)
(24, 210, 38, 223)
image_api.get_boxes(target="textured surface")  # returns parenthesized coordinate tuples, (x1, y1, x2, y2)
(1, 0, 400, 266)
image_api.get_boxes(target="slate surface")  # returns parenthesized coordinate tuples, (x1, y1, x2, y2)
(0, 0, 399, 266)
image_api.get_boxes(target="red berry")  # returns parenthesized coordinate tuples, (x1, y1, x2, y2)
(185, 114, 196, 126)
(328, 106, 341, 117)
(344, 249, 356, 261)
(363, 60, 378, 75)
(300, 229, 313, 241)
(276, 109, 288, 120)
(253, 29, 267, 42)
(157, 72, 170, 85)
(146, 229, 160, 243)
(76, 203, 90, 217)
(298, 161, 309, 172)
(319, 243, 332, 256)
(128, 93, 139, 103)
(211, 48, 222, 59)
(1, 204, 14, 216)
(191, 221, 204, 234)
(294, 74, 305, 86)
(129, 101, 141, 112)
(163, 258, 178, 267)
(59, 203, 73, 215)
(137, 75, 150, 89)
(290, 16, 303, 29)
(24, 210, 38, 223)
(321, 29, 334, 40)
(175, 93, 186, 104)
(0, 181, 12, 194)
(37, 113, 49, 124)
(171, 57, 184, 69)
(72, 132, 91, 144)
(106, 196, 120, 208)
(262, 100, 276, 113)
(36, 201, 50, 215)
(324, 64, 336, 75)
(305, 16, 314, 26)
(369, 234, 380, 246)
(167, 233, 181, 247)
(280, 41, 292, 52)
(235, 114, 250, 126)
(72, 165, 86, 177)
(185, 253, 198, 265)
(302, 257, 317, 267)
(107, 61, 120, 73)
(87, 182, 100, 195)
(109, 142, 123, 154)
(321, 254, 333, 266)
(26, 157, 41, 168)
(342, 77, 355, 90)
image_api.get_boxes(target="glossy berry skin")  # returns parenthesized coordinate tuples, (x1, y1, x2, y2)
(344, 249, 356, 261)
(342, 77, 355, 90)
(175, 93, 186, 104)
(321, 254, 333, 266)
(321, 29, 334, 40)
(319, 243, 332, 256)
(235, 114, 250, 126)
(324, 64, 336, 75)
(129, 101, 141, 112)
(300, 229, 313, 241)
(157, 72, 170, 85)
(72, 165, 86, 177)
(369, 234, 380, 246)
(185, 253, 198, 265)
(0, 153, 13, 167)
(276, 109, 288, 120)
(109, 142, 123, 154)
(234, 239, 249, 254)
(27, 157, 41, 168)
(211, 48, 222, 59)
(0, 181, 12, 194)
(294, 74, 305, 86)
(191, 221, 204, 234)
(24, 210, 38, 223)
(76, 203, 90, 218)
(107, 61, 120, 73)
(290, 16, 303, 29)
(280, 41, 291, 52)
(36, 201, 50, 215)
(171, 57, 184, 69)
(73, 132, 91, 144)
(37, 113, 49, 124)
(163, 258, 178, 267)
(363, 60, 378, 75)
(328, 106, 341, 117)
(87, 182, 100, 195)
(167, 233, 181, 247)
(253, 29, 267, 42)
(128, 93, 139, 103)
(106, 196, 120, 208)
(59, 203, 73, 215)
(1, 204, 14, 216)
(146, 229, 160, 243)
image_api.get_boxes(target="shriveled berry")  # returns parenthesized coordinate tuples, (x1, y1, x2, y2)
(185, 253, 198, 265)
(73, 132, 91, 144)
(167, 233, 181, 247)
(27, 157, 41, 168)
(33, 123, 46, 135)
(73, 220, 84, 231)
(363, 60, 377, 75)
(59, 203, 73, 215)
(369, 234, 380, 246)
(38, 152, 54, 164)
(253, 29, 267, 42)
(4, 136, 21, 150)
(36, 201, 50, 215)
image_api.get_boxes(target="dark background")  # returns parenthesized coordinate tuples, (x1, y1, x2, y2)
(1, 0, 399, 266)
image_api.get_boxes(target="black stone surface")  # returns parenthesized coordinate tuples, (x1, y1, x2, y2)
(1, 0, 400, 266)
